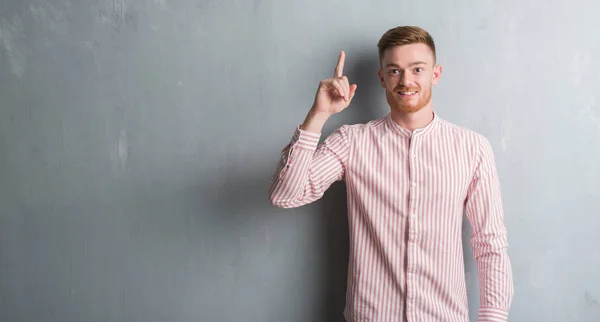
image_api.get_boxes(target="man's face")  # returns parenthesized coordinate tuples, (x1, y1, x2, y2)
(378, 43, 442, 114)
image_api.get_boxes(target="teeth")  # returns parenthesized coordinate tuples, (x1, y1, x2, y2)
(400, 91, 416, 95)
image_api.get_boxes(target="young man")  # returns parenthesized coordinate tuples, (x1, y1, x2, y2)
(269, 26, 514, 322)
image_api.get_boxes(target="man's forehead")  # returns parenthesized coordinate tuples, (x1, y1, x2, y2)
(382, 43, 435, 66)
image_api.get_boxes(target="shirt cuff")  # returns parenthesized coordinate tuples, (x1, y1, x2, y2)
(478, 307, 509, 322)
(291, 125, 321, 150)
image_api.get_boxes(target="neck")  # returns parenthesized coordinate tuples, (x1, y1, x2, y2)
(390, 105, 435, 131)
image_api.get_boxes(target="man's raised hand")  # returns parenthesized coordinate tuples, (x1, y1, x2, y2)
(310, 50, 358, 117)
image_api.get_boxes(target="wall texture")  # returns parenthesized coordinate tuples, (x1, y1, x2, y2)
(1, 0, 599, 321)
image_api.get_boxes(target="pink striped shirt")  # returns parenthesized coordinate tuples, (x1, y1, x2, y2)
(269, 112, 514, 321)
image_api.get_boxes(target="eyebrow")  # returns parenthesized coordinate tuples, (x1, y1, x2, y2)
(385, 61, 428, 68)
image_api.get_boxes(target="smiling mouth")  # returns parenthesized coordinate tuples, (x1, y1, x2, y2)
(398, 91, 418, 97)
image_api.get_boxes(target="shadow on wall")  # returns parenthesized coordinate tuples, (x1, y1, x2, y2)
(193, 49, 385, 321)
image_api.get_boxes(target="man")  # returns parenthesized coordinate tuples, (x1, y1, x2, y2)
(268, 26, 514, 322)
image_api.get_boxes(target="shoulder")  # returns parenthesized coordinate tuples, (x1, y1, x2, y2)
(437, 117, 500, 168)
(437, 117, 491, 147)
(336, 115, 389, 138)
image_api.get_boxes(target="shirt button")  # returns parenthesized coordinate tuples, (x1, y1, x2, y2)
(412, 153, 416, 158)
(411, 182, 416, 188)
(410, 213, 416, 219)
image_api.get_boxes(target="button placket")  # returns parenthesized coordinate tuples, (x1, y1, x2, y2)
(406, 135, 420, 320)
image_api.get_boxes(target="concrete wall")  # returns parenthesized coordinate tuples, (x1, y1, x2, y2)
(1, 0, 599, 321)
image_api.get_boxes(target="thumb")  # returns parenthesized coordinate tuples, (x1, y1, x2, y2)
(348, 84, 358, 101)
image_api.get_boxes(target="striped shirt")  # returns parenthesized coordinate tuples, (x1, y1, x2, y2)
(268, 112, 514, 321)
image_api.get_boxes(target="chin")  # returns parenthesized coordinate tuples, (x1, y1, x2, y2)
(386, 93, 431, 114)
(393, 103, 426, 114)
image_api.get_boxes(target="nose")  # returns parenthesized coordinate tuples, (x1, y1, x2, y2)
(400, 71, 412, 87)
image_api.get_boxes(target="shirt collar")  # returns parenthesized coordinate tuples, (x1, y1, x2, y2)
(386, 111, 439, 138)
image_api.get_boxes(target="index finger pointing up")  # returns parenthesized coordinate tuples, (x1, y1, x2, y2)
(334, 50, 345, 78)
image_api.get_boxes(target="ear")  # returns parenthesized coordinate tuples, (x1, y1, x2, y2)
(432, 64, 442, 85)
(377, 69, 386, 88)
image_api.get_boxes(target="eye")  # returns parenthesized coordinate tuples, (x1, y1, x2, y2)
(414, 67, 423, 73)
(389, 69, 400, 75)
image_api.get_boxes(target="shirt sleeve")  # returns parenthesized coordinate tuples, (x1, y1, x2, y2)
(465, 136, 515, 322)
(268, 125, 350, 208)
